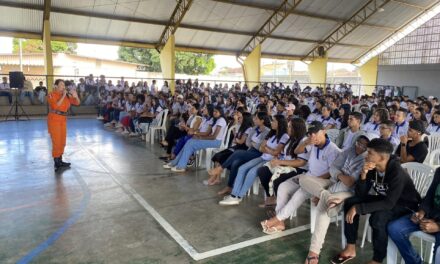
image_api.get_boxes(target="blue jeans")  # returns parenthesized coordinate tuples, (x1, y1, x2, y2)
(173, 135, 192, 156)
(169, 139, 221, 169)
(221, 148, 261, 188)
(20, 91, 34, 104)
(231, 157, 266, 198)
(388, 214, 440, 264)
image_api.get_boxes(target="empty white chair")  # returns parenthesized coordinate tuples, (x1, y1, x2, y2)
(146, 109, 169, 145)
(425, 133, 440, 164)
(428, 149, 440, 169)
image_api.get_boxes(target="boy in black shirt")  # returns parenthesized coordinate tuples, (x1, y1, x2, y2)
(395, 120, 428, 164)
(332, 138, 421, 264)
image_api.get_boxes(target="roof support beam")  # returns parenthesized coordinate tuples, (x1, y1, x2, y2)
(211, 0, 396, 31)
(42, 0, 53, 89)
(0, 29, 353, 63)
(156, 0, 193, 51)
(0, 2, 369, 49)
(303, 0, 392, 60)
(390, 0, 424, 10)
(238, 0, 303, 58)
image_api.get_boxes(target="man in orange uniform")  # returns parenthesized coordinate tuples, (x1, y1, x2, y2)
(47, 79, 80, 171)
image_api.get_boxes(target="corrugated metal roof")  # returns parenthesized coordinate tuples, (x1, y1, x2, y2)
(0, 0, 438, 62)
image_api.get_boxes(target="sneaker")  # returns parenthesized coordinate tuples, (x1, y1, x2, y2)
(129, 132, 139, 137)
(104, 123, 112, 127)
(187, 159, 195, 168)
(115, 123, 123, 128)
(122, 130, 130, 135)
(97, 116, 104, 120)
(163, 163, 173, 169)
(219, 195, 242, 206)
(171, 167, 186, 173)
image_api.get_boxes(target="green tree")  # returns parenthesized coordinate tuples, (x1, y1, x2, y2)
(118, 47, 215, 75)
(12, 39, 77, 54)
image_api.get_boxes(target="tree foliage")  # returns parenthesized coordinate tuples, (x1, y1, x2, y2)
(12, 39, 77, 54)
(118, 47, 215, 75)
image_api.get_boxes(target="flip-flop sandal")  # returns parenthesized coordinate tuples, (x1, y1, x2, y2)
(306, 255, 319, 264)
(263, 225, 285, 235)
(260, 220, 268, 230)
(330, 254, 355, 264)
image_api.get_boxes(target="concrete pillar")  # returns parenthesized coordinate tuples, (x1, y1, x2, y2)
(159, 35, 176, 95)
(42, 19, 54, 91)
(308, 57, 328, 90)
(243, 44, 261, 89)
(359, 56, 378, 95)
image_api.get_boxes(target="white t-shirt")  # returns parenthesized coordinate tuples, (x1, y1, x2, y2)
(308, 139, 340, 177)
(318, 115, 337, 127)
(0, 82, 10, 90)
(250, 127, 266, 145)
(261, 133, 290, 161)
(362, 121, 380, 137)
(393, 121, 409, 139)
(427, 124, 440, 134)
(211, 117, 227, 140)
(199, 117, 213, 133)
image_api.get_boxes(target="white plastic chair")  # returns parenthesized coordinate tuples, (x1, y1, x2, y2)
(145, 109, 169, 145)
(428, 149, 440, 169)
(387, 231, 435, 264)
(361, 163, 435, 249)
(425, 133, 440, 164)
(326, 129, 340, 144)
(196, 124, 235, 169)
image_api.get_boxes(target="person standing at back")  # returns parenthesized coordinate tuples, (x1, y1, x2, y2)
(47, 79, 80, 171)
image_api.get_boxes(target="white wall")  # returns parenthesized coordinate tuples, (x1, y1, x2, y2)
(377, 64, 440, 97)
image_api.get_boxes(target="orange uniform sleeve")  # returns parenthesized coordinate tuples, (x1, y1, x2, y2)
(68, 97, 80, 106)
(47, 92, 60, 110)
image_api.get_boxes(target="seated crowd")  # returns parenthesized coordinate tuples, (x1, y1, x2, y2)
(97, 78, 440, 264)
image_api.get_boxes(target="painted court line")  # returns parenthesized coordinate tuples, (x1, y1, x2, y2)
(17, 169, 91, 264)
(79, 142, 310, 261)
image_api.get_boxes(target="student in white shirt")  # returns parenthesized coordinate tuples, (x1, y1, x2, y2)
(427, 110, 440, 134)
(220, 114, 290, 205)
(261, 121, 340, 234)
(166, 106, 227, 172)
(380, 120, 400, 151)
(393, 108, 409, 138)
(362, 108, 390, 137)
(318, 105, 337, 129)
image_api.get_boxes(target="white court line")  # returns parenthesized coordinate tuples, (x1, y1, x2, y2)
(78, 142, 310, 261)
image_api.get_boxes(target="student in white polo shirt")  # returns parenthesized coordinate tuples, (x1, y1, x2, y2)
(336, 112, 366, 151)
(260, 121, 341, 234)
(362, 108, 390, 137)
(427, 110, 440, 134)
(318, 105, 337, 129)
(393, 108, 409, 138)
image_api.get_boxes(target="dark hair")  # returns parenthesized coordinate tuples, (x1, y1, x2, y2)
(349, 111, 363, 122)
(54, 79, 64, 86)
(237, 112, 253, 136)
(298, 105, 311, 120)
(431, 110, 440, 125)
(192, 103, 200, 111)
(205, 104, 214, 120)
(212, 105, 225, 125)
(367, 138, 394, 154)
(423, 101, 433, 112)
(374, 108, 390, 123)
(396, 108, 408, 115)
(381, 120, 395, 129)
(415, 107, 428, 122)
(256, 111, 271, 128)
(286, 118, 307, 157)
(266, 114, 288, 143)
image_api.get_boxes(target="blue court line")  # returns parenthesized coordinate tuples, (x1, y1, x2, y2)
(16, 169, 90, 264)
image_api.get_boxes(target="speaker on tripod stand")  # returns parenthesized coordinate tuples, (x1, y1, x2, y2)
(5, 71, 30, 121)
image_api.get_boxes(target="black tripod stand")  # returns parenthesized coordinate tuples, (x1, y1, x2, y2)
(5, 89, 30, 121)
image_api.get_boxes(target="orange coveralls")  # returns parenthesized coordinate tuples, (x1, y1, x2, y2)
(47, 91, 79, 158)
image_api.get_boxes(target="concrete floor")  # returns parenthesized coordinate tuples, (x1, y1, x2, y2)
(0, 119, 380, 264)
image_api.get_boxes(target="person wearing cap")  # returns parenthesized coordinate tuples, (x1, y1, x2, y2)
(336, 112, 366, 151)
(387, 167, 440, 264)
(260, 121, 340, 234)
(395, 120, 428, 164)
(332, 138, 420, 264)
(393, 108, 409, 139)
(302, 135, 370, 264)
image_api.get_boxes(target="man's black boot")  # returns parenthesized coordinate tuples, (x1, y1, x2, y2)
(59, 156, 71, 167)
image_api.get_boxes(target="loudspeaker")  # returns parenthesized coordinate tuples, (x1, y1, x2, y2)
(9, 71, 24, 88)
(317, 46, 326, 57)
